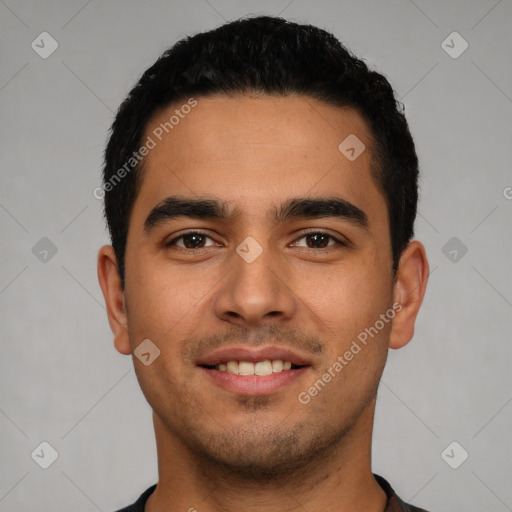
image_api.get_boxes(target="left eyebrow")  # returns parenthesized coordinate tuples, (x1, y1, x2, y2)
(275, 197, 369, 229)
(143, 195, 369, 233)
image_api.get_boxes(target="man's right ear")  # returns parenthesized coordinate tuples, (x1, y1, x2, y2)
(97, 245, 131, 355)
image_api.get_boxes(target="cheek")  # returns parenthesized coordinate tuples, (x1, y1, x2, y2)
(302, 267, 391, 411)
(124, 255, 202, 348)
(303, 252, 392, 342)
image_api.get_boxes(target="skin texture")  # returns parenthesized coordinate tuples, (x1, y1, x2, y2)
(97, 93, 429, 512)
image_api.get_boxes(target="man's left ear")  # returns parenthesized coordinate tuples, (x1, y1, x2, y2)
(389, 240, 429, 349)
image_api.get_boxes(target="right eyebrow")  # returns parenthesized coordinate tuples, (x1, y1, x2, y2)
(144, 196, 240, 233)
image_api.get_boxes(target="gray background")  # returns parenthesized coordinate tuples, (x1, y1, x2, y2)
(1, 0, 511, 510)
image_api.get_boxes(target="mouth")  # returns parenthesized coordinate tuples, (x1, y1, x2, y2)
(196, 346, 312, 395)
(198, 359, 307, 375)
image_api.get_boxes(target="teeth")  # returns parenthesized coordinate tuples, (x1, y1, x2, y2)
(238, 361, 255, 376)
(217, 360, 296, 375)
(226, 361, 238, 374)
(272, 360, 283, 372)
(255, 360, 273, 376)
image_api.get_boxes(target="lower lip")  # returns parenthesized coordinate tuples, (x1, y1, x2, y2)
(198, 367, 309, 395)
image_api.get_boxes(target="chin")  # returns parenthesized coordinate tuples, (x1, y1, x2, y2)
(185, 419, 345, 483)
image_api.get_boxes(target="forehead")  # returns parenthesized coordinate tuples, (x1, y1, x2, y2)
(131, 94, 386, 230)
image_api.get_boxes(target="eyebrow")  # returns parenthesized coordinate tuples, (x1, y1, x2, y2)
(143, 195, 369, 233)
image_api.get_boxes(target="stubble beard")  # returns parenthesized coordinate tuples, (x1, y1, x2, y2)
(169, 392, 375, 486)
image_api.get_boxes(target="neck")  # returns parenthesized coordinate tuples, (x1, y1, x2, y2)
(145, 402, 387, 512)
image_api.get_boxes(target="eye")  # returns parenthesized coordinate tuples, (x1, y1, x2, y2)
(164, 230, 349, 251)
(164, 231, 217, 250)
(292, 231, 348, 249)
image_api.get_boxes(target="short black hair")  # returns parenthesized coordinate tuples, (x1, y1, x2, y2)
(102, 15, 419, 288)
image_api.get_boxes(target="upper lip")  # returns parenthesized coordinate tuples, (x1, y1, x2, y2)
(196, 346, 312, 366)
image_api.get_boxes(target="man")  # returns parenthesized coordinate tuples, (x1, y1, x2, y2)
(97, 15, 430, 512)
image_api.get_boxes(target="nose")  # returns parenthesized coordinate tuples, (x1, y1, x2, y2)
(212, 237, 298, 328)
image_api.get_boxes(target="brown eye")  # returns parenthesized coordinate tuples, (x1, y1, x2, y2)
(165, 231, 216, 249)
(293, 232, 347, 249)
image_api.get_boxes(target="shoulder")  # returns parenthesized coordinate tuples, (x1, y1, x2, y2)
(112, 484, 157, 512)
(374, 474, 432, 512)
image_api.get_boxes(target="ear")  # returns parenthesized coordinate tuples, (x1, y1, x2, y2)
(97, 245, 131, 355)
(389, 240, 429, 350)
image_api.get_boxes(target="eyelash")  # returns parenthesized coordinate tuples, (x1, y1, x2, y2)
(164, 230, 349, 251)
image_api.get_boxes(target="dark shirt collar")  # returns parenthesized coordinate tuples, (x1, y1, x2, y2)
(375, 474, 430, 511)
(115, 474, 430, 511)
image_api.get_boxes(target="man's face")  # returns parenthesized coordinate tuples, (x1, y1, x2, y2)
(122, 94, 396, 477)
